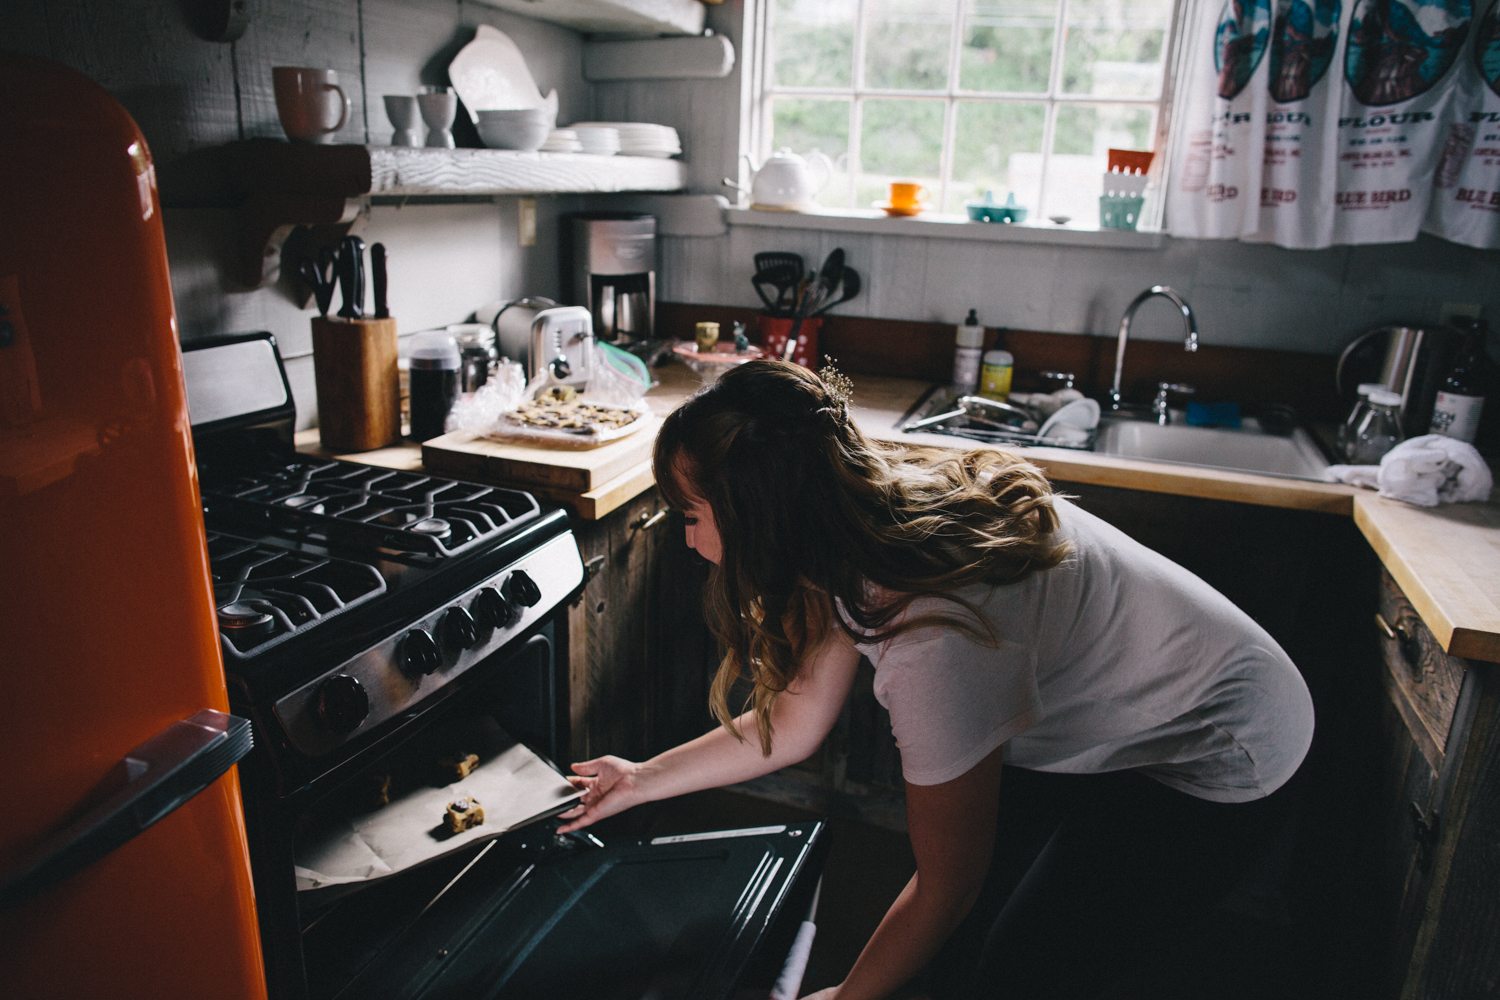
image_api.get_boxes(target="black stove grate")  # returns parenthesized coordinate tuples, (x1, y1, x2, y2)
(208, 532, 387, 660)
(199, 457, 541, 557)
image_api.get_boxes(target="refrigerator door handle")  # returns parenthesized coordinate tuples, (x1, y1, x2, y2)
(0, 709, 254, 912)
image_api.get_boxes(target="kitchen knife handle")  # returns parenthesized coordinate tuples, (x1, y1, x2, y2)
(0, 710, 254, 913)
(372, 242, 389, 320)
(337, 236, 365, 320)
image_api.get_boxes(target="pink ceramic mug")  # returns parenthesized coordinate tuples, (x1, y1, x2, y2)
(273, 67, 350, 143)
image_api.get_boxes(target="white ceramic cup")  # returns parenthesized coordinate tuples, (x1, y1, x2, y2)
(418, 87, 458, 149)
(273, 67, 349, 144)
(383, 95, 420, 147)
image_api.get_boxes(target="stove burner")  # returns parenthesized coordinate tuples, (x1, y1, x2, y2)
(283, 495, 326, 514)
(207, 532, 386, 659)
(198, 457, 539, 557)
(217, 602, 276, 637)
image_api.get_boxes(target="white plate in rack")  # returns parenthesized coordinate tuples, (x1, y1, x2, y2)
(449, 24, 554, 123)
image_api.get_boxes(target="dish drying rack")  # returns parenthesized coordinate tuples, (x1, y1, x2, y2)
(896, 387, 1097, 451)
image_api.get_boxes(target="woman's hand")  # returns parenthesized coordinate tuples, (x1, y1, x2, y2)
(800, 989, 841, 1000)
(556, 756, 653, 833)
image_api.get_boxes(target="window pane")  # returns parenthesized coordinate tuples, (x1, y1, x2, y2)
(949, 101, 1046, 212)
(959, 0, 1057, 93)
(864, 0, 955, 91)
(1061, 0, 1172, 97)
(1044, 103, 1156, 223)
(858, 99, 945, 208)
(770, 97, 853, 208)
(771, 0, 856, 88)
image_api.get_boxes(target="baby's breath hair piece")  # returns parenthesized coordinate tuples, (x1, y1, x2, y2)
(818, 356, 854, 406)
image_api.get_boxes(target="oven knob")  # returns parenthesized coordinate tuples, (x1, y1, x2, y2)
(503, 570, 542, 609)
(316, 675, 369, 735)
(443, 606, 479, 651)
(400, 628, 441, 676)
(473, 586, 519, 629)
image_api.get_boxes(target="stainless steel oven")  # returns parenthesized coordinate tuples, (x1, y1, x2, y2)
(183, 332, 826, 1000)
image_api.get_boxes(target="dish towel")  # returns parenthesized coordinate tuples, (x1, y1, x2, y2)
(1323, 435, 1494, 507)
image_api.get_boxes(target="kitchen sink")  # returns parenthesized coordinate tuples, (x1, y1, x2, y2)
(1095, 416, 1331, 480)
(896, 387, 1333, 481)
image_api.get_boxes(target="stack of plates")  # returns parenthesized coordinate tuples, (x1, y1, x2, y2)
(569, 122, 681, 158)
(572, 126, 620, 156)
(540, 128, 583, 153)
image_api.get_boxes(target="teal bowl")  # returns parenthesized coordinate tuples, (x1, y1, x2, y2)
(966, 203, 1028, 224)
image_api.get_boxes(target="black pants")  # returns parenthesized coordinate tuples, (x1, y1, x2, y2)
(926, 766, 1292, 1000)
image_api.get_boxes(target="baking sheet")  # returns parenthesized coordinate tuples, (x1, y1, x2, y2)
(294, 723, 578, 894)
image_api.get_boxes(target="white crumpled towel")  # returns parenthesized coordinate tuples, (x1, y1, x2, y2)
(1323, 435, 1494, 507)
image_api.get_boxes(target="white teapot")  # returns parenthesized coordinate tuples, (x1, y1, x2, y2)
(728, 148, 833, 211)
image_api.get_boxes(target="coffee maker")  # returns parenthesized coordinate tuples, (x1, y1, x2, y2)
(567, 214, 655, 351)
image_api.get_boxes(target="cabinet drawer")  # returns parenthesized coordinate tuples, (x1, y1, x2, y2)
(1377, 568, 1468, 769)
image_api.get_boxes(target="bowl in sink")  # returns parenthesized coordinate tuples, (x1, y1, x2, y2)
(1094, 417, 1330, 480)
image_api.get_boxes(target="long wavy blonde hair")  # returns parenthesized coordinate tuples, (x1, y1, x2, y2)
(654, 360, 1070, 754)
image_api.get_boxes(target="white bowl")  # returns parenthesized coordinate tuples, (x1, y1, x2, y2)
(477, 107, 553, 123)
(477, 118, 550, 150)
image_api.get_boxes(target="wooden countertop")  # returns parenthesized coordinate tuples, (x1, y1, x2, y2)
(296, 363, 1500, 661)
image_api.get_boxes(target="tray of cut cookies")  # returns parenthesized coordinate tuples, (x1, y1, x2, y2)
(488, 384, 651, 450)
(291, 715, 578, 899)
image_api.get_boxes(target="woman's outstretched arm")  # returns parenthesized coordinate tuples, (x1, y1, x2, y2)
(556, 625, 861, 833)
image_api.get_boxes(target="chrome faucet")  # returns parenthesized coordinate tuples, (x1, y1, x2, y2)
(1109, 286, 1199, 410)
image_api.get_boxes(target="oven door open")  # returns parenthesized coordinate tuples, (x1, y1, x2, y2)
(309, 821, 827, 1000)
(278, 622, 827, 1000)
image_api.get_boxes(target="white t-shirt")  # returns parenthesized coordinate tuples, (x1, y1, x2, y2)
(849, 498, 1314, 803)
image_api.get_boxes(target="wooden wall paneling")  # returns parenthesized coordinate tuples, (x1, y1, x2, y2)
(586, 0, 745, 194)
(462, 4, 590, 129)
(10, 0, 240, 161)
(235, 0, 366, 145)
(358, 0, 464, 143)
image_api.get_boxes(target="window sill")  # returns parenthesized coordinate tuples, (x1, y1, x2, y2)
(724, 206, 1166, 249)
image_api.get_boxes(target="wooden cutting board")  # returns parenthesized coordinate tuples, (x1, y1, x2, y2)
(420, 416, 663, 492)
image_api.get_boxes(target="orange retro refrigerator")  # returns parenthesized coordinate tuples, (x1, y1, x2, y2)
(0, 56, 268, 999)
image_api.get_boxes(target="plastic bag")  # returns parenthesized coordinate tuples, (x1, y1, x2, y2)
(446, 347, 652, 449)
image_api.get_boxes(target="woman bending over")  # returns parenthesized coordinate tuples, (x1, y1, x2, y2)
(557, 359, 1313, 999)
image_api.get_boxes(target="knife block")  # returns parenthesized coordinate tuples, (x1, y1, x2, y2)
(311, 316, 400, 452)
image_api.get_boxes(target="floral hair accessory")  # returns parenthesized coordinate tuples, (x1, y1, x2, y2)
(818, 356, 854, 407)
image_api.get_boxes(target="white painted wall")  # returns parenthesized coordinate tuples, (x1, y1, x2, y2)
(658, 225, 1500, 355)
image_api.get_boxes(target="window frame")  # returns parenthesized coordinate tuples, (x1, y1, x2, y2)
(747, 0, 1196, 230)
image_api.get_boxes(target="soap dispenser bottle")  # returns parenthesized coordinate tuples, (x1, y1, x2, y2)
(953, 308, 983, 396)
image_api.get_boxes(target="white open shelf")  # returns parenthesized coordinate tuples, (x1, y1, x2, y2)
(369, 146, 687, 197)
(467, 0, 705, 37)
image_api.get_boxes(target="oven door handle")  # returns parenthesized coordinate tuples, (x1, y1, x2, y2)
(0, 709, 254, 912)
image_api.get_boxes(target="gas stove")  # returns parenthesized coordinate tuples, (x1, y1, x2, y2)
(182, 332, 584, 793)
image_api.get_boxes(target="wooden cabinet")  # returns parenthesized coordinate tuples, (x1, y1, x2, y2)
(1366, 569, 1498, 1000)
(563, 487, 720, 764)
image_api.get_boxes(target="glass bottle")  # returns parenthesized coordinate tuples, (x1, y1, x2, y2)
(1428, 317, 1489, 444)
(1348, 389, 1405, 465)
(1338, 383, 1385, 461)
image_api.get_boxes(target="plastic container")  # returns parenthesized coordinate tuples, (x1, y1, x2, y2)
(1337, 382, 1385, 461)
(979, 346, 1014, 401)
(953, 309, 983, 396)
(408, 331, 461, 442)
(1347, 388, 1405, 465)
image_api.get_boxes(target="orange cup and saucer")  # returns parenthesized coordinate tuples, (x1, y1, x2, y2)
(874, 181, 930, 217)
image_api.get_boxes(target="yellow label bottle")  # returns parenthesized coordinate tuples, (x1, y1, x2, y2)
(979, 348, 1013, 400)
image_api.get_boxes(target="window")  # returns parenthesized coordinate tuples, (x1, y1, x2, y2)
(756, 0, 1181, 227)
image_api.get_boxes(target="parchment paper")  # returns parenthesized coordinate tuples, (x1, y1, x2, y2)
(294, 730, 578, 894)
